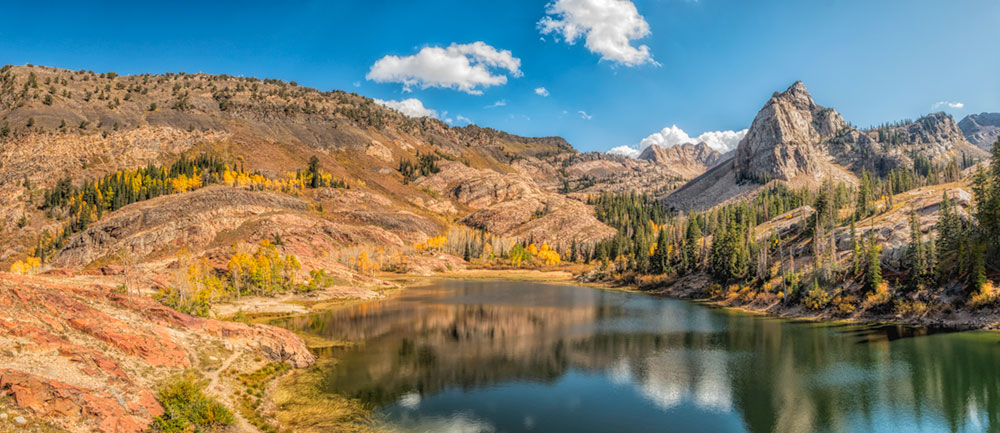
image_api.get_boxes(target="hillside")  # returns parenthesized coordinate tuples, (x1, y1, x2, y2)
(0, 65, 630, 275)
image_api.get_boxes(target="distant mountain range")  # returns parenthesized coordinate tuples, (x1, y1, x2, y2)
(959, 112, 1000, 148)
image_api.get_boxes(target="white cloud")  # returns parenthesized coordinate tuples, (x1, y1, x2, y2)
(373, 98, 438, 119)
(608, 125, 748, 158)
(352, 81, 361, 88)
(456, 115, 472, 124)
(366, 42, 522, 95)
(932, 101, 964, 109)
(539, 0, 657, 67)
(534, 87, 550, 97)
(691, 129, 747, 152)
(485, 99, 507, 108)
(608, 145, 641, 158)
(578, 110, 593, 120)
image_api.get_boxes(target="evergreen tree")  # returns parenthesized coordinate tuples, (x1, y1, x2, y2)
(970, 243, 987, 293)
(856, 170, 875, 219)
(864, 234, 883, 292)
(650, 229, 669, 274)
(973, 138, 1000, 263)
(905, 209, 925, 291)
(850, 218, 863, 276)
(684, 217, 701, 274)
(307, 155, 321, 188)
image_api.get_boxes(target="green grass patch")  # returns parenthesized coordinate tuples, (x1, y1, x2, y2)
(232, 362, 293, 433)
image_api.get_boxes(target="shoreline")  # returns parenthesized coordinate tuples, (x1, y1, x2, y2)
(222, 267, 1000, 332)
(262, 270, 996, 433)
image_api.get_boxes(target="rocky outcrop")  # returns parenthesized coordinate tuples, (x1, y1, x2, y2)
(637, 142, 724, 179)
(0, 272, 314, 432)
(959, 112, 1000, 149)
(869, 112, 986, 165)
(733, 81, 850, 183)
(417, 161, 615, 245)
(667, 82, 858, 211)
(52, 186, 309, 267)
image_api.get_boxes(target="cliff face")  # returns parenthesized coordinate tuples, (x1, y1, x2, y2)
(733, 81, 850, 183)
(637, 142, 724, 180)
(959, 112, 1000, 149)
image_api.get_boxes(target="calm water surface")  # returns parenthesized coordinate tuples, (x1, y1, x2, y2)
(271, 280, 1000, 433)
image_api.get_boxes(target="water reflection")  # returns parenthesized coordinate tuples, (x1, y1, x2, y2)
(272, 280, 1000, 433)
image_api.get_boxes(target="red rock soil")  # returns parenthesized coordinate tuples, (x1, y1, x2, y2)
(0, 270, 315, 433)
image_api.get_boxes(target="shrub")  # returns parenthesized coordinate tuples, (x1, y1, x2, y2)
(299, 269, 334, 293)
(154, 286, 211, 317)
(968, 281, 999, 309)
(152, 373, 234, 432)
(803, 282, 830, 310)
(832, 295, 858, 317)
(895, 299, 928, 317)
(862, 281, 894, 312)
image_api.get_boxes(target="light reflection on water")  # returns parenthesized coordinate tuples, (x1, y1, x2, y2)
(271, 280, 1000, 433)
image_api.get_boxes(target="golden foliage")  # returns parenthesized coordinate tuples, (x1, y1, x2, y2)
(9, 256, 41, 275)
(968, 280, 999, 309)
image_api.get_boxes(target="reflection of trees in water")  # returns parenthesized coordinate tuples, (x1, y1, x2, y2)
(722, 316, 1000, 433)
(273, 283, 1000, 433)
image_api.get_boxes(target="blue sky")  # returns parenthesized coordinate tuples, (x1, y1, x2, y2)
(1, 0, 997, 153)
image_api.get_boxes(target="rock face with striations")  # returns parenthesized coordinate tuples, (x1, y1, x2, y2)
(638, 142, 724, 180)
(733, 81, 848, 183)
(959, 112, 1000, 149)
(890, 112, 967, 146)
(869, 112, 986, 165)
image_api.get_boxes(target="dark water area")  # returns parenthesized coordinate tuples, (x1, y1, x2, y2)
(271, 280, 1000, 433)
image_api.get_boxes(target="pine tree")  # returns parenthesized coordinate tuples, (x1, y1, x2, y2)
(684, 217, 701, 274)
(973, 138, 1000, 263)
(864, 234, 883, 293)
(650, 229, 669, 274)
(905, 209, 925, 291)
(937, 191, 957, 260)
(850, 218, 862, 276)
(970, 243, 987, 293)
(856, 170, 875, 219)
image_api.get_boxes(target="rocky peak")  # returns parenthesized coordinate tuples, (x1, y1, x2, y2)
(897, 112, 965, 146)
(637, 141, 724, 175)
(959, 112, 1000, 149)
(734, 81, 849, 183)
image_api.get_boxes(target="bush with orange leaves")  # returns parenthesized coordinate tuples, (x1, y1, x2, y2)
(968, 280, 999, 309)
(862, 281, 894, 313)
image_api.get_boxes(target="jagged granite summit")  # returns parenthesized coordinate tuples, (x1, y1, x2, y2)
(666, 81, 987, 212)
(637, 141, 724, 180)
(959, 112, 1000, 148)
(733, 81, 851, 183)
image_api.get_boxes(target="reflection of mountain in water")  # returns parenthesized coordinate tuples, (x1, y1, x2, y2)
(273, 281, 1000, 433)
